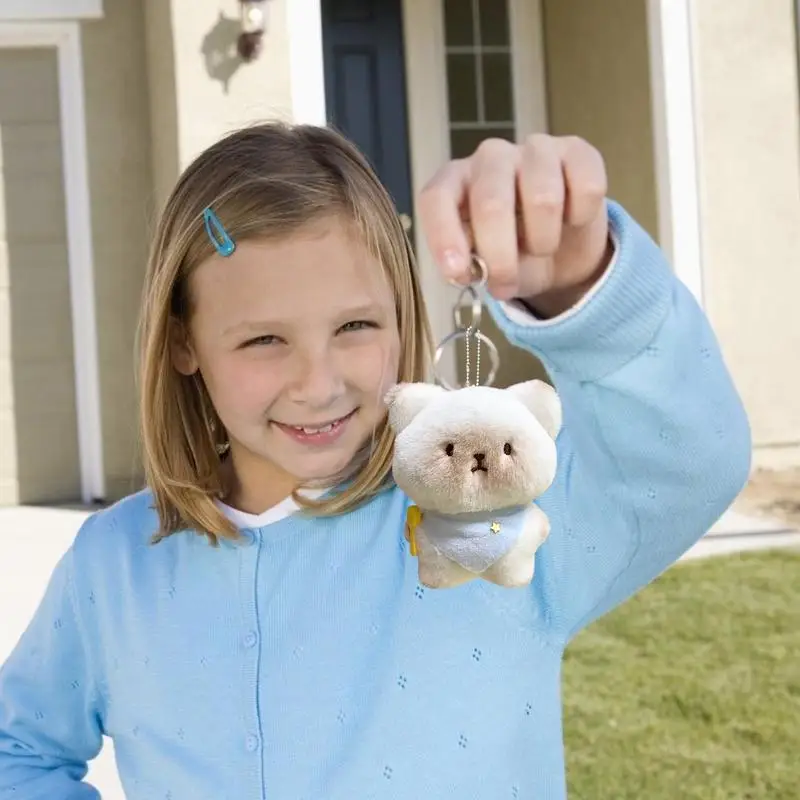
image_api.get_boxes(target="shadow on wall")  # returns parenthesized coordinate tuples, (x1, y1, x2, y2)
(200, 12, 245, 93)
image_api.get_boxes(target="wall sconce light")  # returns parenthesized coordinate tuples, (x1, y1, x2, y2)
(237, 0, 268, 62)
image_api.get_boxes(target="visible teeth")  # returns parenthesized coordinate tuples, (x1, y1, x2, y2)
(296, 422, 336, 434)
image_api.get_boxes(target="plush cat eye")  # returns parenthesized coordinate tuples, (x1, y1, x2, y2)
(444, 443, 455, 457)
(503, 442, 513, 455)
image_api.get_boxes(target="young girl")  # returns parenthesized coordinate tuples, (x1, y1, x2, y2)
(0, 124, 750, 799)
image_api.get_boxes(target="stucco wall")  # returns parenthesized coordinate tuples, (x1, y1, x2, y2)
(144, 0, 296, 213)
(692, 0, 800, 467)
(541, 0, 659, 240)
(81, 0, 153, 501)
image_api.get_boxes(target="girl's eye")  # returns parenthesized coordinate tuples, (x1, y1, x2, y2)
(338, 320, 378, 334)
(242, 335, 282, 348)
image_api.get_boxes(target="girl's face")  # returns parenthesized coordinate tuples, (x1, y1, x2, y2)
(175, 215, 401, 507)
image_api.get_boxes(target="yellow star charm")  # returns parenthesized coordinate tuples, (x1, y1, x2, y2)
(490, 521, 501, 534)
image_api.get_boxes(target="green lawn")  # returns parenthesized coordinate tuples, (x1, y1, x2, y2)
(562, 549, 800, 799)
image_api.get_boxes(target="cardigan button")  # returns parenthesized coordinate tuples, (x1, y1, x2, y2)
(238, 530, 256, 546)
(245, 734, 259, 752)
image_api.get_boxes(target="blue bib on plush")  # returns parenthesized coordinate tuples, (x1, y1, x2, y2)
(421, 505, 529, 573)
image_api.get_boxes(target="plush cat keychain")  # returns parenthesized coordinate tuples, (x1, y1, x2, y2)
(384, 255, 562, 589)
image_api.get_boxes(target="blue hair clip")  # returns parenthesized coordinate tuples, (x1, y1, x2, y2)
(203, 207, 236, 257)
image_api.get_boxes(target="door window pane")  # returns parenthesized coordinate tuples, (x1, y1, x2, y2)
(446, 53, 478, 122)
(443, 0, 515, 156)
(444, 0, 474, 46)
(450, 127, 515, 160)
(482, 52, 513, 122)
(478, 0, 510, 46)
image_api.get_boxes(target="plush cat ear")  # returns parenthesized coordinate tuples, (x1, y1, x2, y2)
(507, 379, 562, 440)
(384, 382, 445, 434)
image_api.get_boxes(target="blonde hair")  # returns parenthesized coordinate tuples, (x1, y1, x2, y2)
(137, 122, 432, 544)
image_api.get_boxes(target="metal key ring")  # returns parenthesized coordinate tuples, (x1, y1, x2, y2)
(446, 252, 489, 290)
(453, 285, 482, 330)
(450, 253, 489, 329)
(432, 328, 500, 390)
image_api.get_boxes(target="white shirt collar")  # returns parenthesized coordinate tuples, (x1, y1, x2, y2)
(215, 488, 325, 529)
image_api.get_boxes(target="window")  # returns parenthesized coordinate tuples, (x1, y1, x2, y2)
(443, 0, 516, 158)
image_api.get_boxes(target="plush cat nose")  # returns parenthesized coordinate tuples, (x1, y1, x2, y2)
(473, 452, 486, 464)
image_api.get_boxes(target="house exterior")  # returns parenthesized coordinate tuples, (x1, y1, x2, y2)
(1, 0, 798, 509)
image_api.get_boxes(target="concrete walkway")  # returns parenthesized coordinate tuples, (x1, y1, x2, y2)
(684, 507, 800, 560)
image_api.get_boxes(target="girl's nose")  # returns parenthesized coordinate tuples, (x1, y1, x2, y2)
(288, 351, 345, 408)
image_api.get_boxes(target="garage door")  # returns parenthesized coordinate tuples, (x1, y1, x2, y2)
(0, 47, 80, 505)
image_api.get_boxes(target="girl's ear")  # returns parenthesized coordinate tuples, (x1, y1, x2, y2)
(169, 317, 199, 376)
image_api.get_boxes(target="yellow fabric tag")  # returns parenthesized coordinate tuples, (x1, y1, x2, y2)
(405, 505, 423, 557)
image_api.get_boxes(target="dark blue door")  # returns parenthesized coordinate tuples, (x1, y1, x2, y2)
(322, 0, 414, 226)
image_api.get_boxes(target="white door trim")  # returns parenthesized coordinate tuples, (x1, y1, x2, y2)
(509, 0, 549, 137)
(0, 22, 105, 504)
(286, 0, 327, 125)
(401, 0, 460, 386)
(647, 0, 704, 306)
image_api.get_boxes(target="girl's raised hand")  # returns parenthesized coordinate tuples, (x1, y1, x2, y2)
(418, 135, 614, 318)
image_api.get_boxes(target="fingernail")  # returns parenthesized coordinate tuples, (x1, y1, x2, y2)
(442, 249, 466, 278)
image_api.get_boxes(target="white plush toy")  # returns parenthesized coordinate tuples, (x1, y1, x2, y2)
(385, 379, 562, 589)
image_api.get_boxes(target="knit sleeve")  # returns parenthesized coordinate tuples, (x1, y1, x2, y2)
(485, 200, 752, 642)
(0, 526, 104, 799)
